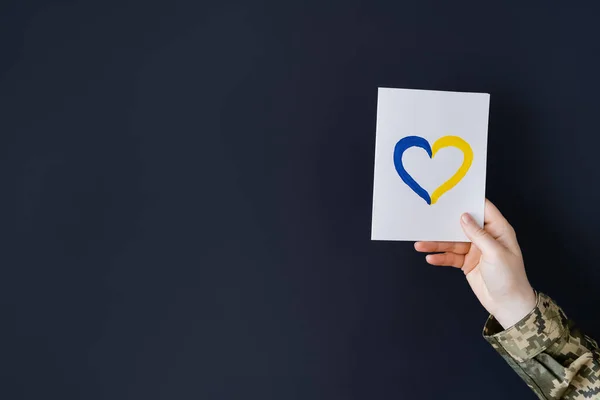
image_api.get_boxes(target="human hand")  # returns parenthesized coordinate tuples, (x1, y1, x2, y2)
(414, 199, 536, 329)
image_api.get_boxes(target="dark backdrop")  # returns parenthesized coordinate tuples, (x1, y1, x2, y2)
(2, 1, 599, 399)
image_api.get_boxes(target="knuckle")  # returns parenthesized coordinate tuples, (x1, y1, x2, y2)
(474, 228, 488, 238)
(505, 222, 516, 238)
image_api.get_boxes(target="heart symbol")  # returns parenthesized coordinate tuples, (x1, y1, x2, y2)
(393, 135, 473, 205)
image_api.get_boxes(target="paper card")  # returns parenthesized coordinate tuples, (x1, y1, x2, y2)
(371, 88, 490, 242)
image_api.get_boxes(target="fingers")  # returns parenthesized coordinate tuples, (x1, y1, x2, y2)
(483, 199, 521, 255)
(483, 199, 506, 226)
(461, 212, 504, 255)
(414, 241, 469, 269)
(414, 241, 470, 254)
(425, 252, 465, 268)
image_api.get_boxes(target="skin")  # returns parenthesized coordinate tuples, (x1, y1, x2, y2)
(414, 199, 537, 329)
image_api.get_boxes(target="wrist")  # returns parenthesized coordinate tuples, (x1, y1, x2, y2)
(491, 287, 537, 329)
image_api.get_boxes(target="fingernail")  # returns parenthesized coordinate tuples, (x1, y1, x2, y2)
(461, 213, 473, 225)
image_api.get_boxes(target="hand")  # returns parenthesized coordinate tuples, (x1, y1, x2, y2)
(414, 199, 537, 329)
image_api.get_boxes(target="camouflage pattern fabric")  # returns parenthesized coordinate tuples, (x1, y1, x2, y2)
(484, 293, 600, 399)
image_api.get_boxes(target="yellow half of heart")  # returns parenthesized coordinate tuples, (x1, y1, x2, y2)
(429, 135, 474, 205)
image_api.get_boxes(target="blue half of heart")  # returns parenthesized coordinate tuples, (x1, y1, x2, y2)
(393, 136, 432, 204)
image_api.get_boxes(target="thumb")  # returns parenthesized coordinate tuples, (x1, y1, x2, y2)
(460, 213, 503, 256)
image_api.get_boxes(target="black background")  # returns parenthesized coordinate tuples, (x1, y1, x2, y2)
(3, 1, 600, 399)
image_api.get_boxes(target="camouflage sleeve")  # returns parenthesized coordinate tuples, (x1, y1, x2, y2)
(483, 292, 600, 399)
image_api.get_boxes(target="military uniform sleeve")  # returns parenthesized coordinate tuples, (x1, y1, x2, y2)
(483, 292, 600, 399)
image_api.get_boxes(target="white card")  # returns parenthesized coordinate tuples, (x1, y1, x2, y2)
(371, 88, 490, 242)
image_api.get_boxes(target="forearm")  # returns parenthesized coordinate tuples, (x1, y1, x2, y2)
(483, 293, 600, 399)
